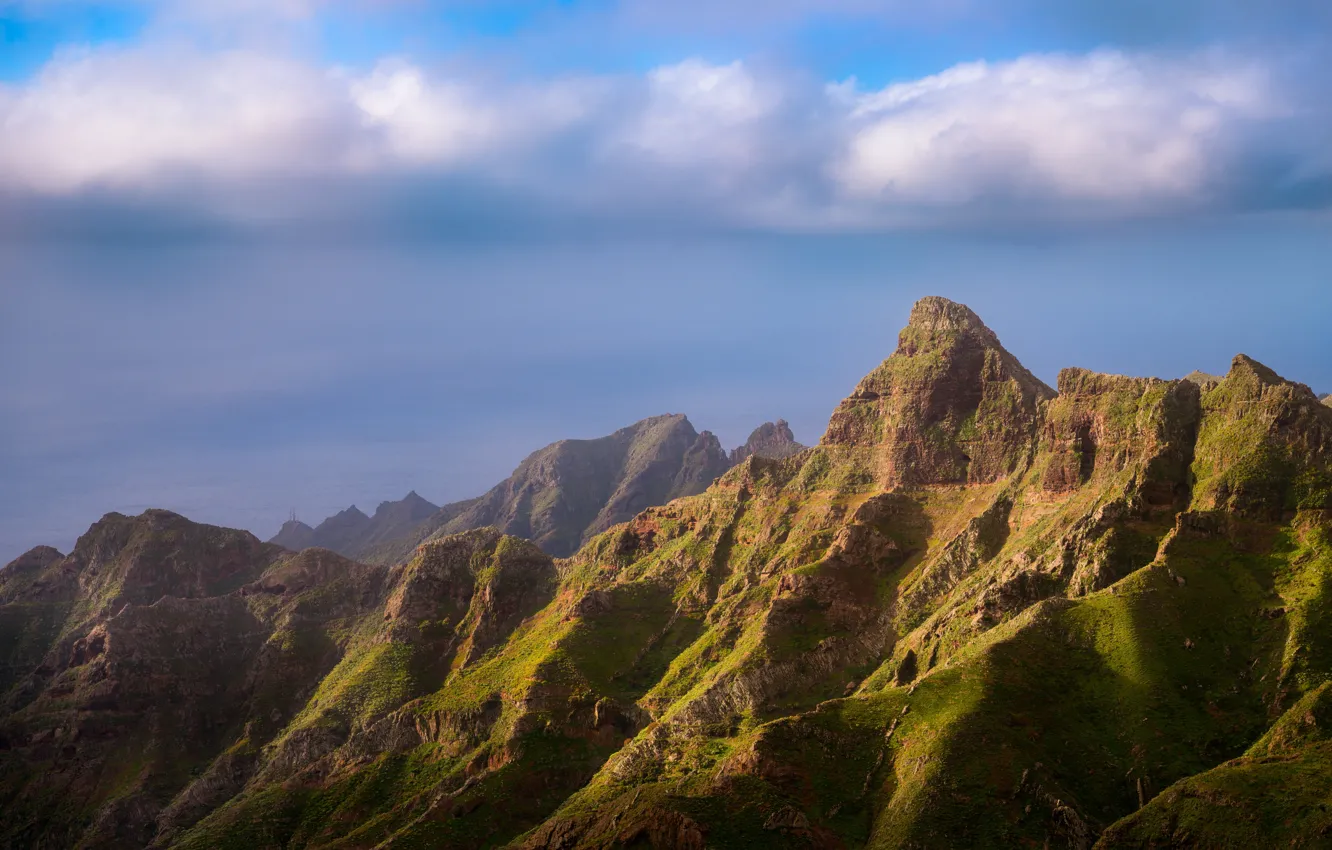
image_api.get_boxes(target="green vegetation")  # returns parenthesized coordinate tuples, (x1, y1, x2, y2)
(4, 297, 1332, 849)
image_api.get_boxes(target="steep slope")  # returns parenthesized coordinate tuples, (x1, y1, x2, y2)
(0, 509, 554, 849)
(5, 296, 1330, 849)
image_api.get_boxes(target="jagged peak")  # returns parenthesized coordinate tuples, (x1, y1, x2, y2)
(3, 545, 64, 573)
(1229, 353, 1285, 385)
(731, 419, 805, 463)
(900, 296, 998, 347)
(823, 299, 1052, 485)
(1226, 354, 1322, 401)
(74, 508, 242, 556)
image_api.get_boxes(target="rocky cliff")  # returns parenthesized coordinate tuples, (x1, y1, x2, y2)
(5, 296, 1331, 849)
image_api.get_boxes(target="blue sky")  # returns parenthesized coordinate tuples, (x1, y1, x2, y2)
(1, 0, 1330, 560)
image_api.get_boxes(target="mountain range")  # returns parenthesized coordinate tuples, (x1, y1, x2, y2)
(2, 296, 1330, 849)
(271, 416, 805, 562)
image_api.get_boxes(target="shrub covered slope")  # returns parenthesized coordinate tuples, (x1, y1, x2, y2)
(2, 296, 1329, 849)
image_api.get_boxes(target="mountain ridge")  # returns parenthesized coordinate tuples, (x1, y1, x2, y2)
(2, 296, 1329, 849)
(273, 414, 806, 562)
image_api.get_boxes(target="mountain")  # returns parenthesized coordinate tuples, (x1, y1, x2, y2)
(269, 519, 314, 551)
(267, 492, 439, 563)
(276, 415, 804, 562)
(4, 295, 1331, 849)
(729, 418, 805, 463)
(416, 413, 731, 559)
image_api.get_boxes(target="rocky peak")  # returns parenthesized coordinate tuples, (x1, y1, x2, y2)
(0, 545, 68, 604)
(49, 510, 279, 627)
(1183, 370, 1223, 389)
(270, 519, 315, 552)
(730, 420, 806, 463)
(307, 505, 373, 554)
(2, 545, 64, 575)
(373, 491, 438, 522)
(896, 295, 1002, 353)
(1190, 352, 1332, 516)
(822, 296, 1054, 487)
(1228, 353, 1324, 402)
(329, 505, 370, 524)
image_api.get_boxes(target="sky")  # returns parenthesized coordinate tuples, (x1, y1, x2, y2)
(1, 1, 1330, 561)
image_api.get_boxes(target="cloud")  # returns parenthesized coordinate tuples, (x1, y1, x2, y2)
(0, 40, 1326, 228)
(0, 47, 354, 192)
(616, 59, 778, 169)
(834, 50, 1281, 209)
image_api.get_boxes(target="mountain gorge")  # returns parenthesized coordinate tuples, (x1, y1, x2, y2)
(2, 296, 1330, 849)
(276, 415, 805, 563)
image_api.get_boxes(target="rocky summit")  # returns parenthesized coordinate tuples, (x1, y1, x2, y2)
(3, 295, 1331, 849)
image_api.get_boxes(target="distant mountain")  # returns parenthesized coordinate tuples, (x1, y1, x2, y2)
(268, 492, 438, 563)
(269, 518, 314, 551)
(414, 413, 730, 559)
(1323, 392, 1331, 406)
(275, 414, 803, 561)
(729, 418, 805, 463)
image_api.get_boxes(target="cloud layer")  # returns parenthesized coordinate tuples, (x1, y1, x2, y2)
(0, 33, 1327, 229)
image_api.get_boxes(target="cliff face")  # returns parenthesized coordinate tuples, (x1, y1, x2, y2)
(5, 296, 1331, 850)
(823, 296, 1055, 487)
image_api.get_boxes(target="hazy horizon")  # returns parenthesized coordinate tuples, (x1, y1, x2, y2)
(3, 0, 1331, 561)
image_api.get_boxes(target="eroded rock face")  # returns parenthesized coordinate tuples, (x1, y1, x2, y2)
(823, 296, 1055, 487)
(1190, 354, 1332, 517)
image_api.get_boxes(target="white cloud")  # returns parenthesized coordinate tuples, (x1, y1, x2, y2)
(0, 46, 602, 192)
(0, 42, 1321, 224)
(615, 59, 779, 169)
(834, 50, 1281, 206)
(0, 47, 355, 191)
(348, 61, 601, 169)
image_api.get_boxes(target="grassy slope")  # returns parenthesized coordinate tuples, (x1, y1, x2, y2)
(9, 302, 1332, 850)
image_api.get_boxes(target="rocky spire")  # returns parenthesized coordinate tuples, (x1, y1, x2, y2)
(822, 296, 1054, 487)
(730, 419, 805, 463)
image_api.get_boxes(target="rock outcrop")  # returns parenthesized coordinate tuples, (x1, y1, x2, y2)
(823, 296, 1055, 487)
